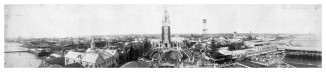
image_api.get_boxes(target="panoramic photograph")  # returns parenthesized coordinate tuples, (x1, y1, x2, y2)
(4, 4, 321, 68)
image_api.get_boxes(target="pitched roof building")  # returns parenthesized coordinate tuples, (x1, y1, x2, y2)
(64, 38, 119, 68)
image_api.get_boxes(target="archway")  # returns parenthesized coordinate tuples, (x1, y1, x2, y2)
(165, 43, 168, 47)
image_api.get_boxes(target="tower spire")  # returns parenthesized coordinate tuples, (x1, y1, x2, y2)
(162, 7, 170, 26)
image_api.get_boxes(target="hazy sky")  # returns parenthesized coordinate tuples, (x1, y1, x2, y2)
(5, 4, 321, 38)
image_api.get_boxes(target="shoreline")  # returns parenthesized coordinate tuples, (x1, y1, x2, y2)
(5, 42, 43, 68)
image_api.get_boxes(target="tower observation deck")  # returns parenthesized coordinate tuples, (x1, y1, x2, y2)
(202, 19, 208, 35)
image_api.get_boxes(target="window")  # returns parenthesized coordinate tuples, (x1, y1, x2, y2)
(66, 59, 69, 63)
(77, 55, 82, 58)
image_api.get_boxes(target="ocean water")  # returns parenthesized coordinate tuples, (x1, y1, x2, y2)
(283, 53, 321, 68)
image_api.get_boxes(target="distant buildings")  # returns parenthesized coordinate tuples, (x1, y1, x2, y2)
(244, 40, 268, 48)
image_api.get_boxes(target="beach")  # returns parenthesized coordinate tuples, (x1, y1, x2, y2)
(4, 43, 42, 68)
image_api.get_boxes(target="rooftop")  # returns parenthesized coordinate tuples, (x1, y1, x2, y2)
(44, 57, 65, 66)
(64, 62, 84, 68)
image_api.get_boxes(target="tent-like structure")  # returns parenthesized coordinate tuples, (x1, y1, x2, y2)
(120, 61, 150, 68)
(161, 50, 182, 61)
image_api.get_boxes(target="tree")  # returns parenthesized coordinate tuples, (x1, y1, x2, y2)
(143, 38, 151, 53)
(228, 41, 245, 51)
(246, 35, 253, 41)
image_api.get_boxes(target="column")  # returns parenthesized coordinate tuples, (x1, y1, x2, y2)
(178, 42, 180, 49)
(154, 43, 156, 47)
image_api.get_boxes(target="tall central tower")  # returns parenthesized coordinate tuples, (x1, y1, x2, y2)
(161, 8, 171, 48)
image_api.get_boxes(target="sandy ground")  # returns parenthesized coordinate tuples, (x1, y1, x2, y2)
(4, 43, 42, 68)
(5, 43, 24, 52)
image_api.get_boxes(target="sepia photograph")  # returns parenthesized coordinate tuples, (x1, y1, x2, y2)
(4, 4, 322, 68)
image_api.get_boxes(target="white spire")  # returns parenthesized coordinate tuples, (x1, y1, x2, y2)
(90, 38, 95, 49)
